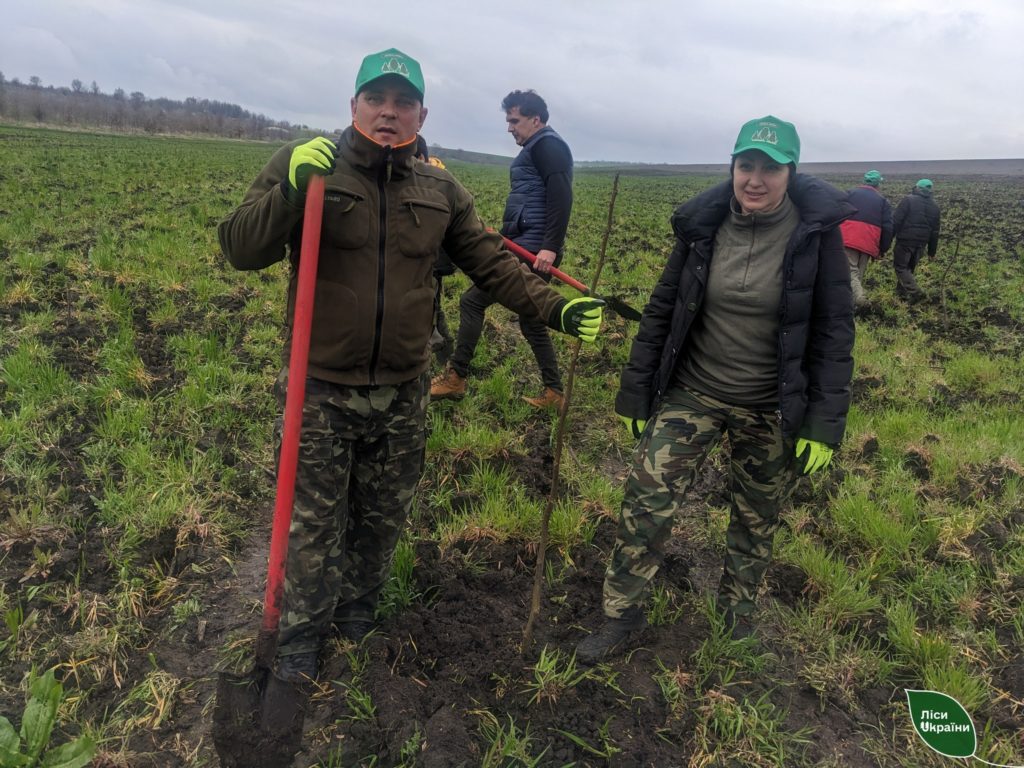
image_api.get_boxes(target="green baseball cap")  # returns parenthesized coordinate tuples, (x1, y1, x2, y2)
(916, 178, 933, 189)
(355, 48, 424, 99)
(864, 170, 883, 186)
(732, 115, 800, 165)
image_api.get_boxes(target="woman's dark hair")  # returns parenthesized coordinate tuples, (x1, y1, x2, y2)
(416, 135, 429, 160)
(500, 90, 549, 123)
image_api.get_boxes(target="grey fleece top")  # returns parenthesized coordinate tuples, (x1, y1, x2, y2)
(674, 194, 799, 407)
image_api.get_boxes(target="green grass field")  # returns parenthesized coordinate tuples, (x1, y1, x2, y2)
(1, 124, 1022, 767)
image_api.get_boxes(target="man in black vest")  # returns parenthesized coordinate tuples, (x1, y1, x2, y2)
(431, 90, 574, 410)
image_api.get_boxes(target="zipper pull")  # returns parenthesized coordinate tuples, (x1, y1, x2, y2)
(384, 146, 393, 182)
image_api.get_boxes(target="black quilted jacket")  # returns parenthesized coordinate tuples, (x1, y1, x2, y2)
(615, 175, 856, 446)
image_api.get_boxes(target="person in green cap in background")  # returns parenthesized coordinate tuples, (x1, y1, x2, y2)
(892, 179, 941, 302)
(575, 115, 856, 664)
(839, 170, 894, 310)
(219, 47, 605, 684)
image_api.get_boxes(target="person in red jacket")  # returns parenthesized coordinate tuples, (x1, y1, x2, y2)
(839, 170, 894, 310)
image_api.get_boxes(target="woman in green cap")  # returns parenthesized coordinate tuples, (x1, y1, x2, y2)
(576, 115, 856, 664)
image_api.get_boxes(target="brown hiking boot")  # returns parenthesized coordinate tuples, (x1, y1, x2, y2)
(522, 386, 565, 412)
(430, 367, 466, 400)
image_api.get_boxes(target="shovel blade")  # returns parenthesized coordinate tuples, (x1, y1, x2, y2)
(213, 668, 309, 768)
(601, 295, 643, 322)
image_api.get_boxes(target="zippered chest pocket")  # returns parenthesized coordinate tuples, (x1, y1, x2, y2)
(322, 184, 370, 250)
(398, 190, 451, 259)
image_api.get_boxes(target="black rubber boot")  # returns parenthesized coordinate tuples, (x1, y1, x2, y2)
(335, 619, 376, 643)
(575, 611, 646, 666)
(719, 607, 755, 640)
(274, 651, 318, 683)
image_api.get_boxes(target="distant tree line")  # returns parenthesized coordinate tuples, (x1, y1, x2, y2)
(0, 71, 321, 141)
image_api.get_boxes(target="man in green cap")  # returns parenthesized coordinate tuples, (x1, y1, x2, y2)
(839, 170, 894, 309)
(892, 179, 941, 301)
(219, 47, 605, 684)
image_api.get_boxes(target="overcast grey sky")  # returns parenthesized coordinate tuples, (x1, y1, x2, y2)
(2, 0, 1022, 163)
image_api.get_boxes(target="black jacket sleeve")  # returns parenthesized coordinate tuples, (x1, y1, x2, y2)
(531, 136, 573, 256)
(879, 197, 894, 254)
(614, 237, 687, 420)
(801, 226, 855, 445)
(893, 196, 909, 237)
(927, 204, 941, 256)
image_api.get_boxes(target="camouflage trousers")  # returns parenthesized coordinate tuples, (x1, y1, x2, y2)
(603, 387, 799, 620)
(273, 369, 428, 656)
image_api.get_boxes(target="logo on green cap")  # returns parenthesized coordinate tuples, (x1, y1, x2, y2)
(750, 125, 779, 145)
(381, 56, 409, 78)
(355, 48, 424, 99)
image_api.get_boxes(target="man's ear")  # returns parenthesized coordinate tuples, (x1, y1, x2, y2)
(418, 106, 428, 130)
(350, 96, 358, 119)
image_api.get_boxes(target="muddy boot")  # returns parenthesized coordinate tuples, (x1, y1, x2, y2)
(718, 605, 755, 641)
(274, 651, 318, 684)
(575, 611, 646, 666)
(335, 618, 376, 643)
(430, 367, 467, 400)
(522, 386, 566, 412)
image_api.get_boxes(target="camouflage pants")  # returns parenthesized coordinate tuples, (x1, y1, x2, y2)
(273, 370, 428, 656)
(603, 387, 798, 619)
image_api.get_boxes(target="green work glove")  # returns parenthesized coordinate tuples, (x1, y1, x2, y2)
(796, 438, 833, 475)
(559, 297, 605, 343)
(618, 414, 648, 439)
(285, 137, 338, 201)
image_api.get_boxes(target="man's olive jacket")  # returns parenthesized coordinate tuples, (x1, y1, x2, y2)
(219, 127, 566, 386)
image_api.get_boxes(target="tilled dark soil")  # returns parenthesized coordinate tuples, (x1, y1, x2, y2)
(175, 518, 885, 768)
(5, 397, 1019, 766)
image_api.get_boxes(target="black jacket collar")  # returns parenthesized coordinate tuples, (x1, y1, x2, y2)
(672, 174, 854, 243)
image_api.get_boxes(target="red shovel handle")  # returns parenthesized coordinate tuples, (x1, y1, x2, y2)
(261, 174, 326, 634)
(500, 235, 590, 295)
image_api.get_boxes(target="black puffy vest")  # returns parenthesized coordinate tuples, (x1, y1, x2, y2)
(500, 126, 570, 252)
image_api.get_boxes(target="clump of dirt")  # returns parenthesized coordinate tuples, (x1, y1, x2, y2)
(902, 446, 933, 482)
(857, 434, 880, 462)
(849, 375, 891, 410)
(956, 458, 1024, 504)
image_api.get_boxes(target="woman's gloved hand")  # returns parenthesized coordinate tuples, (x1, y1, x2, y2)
(618, 414, 648, 439)
(796, 438, 833, 474)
